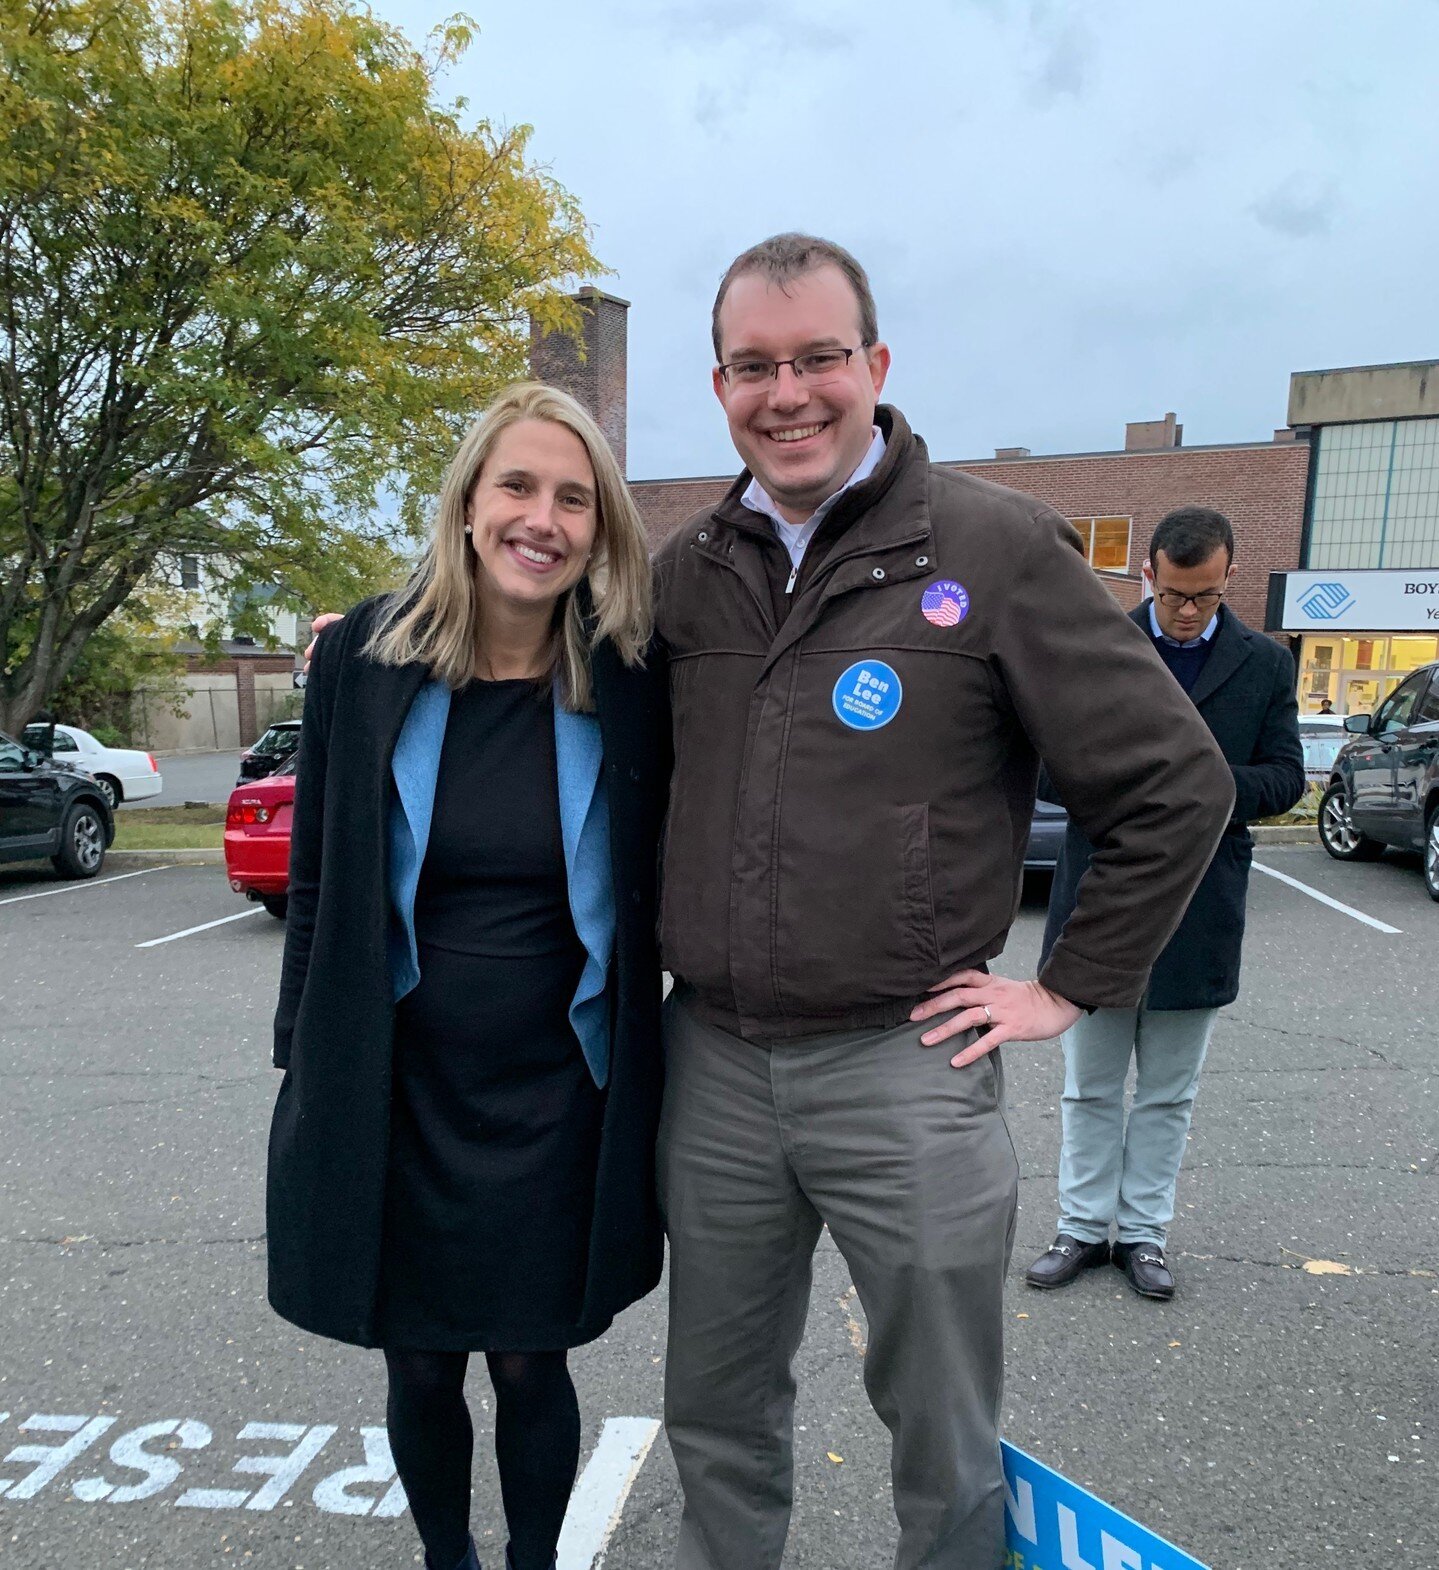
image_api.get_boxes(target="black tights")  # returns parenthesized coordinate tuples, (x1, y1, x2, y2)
(383, 1347, 580, 1570)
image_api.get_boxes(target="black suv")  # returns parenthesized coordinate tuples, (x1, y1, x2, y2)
(236, 719, 301, 784)
(0, 728, 115, 878)
(1318, 660, 1439, 901)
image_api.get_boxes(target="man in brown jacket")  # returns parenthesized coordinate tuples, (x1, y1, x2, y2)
(653, 234, 1234, 1570)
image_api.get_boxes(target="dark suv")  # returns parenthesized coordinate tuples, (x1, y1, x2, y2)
(1318, 660, 1439, 901)
(0, 729, 115, 878)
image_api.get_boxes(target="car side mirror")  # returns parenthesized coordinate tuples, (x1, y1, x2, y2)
(1342, 714, 1372, 734)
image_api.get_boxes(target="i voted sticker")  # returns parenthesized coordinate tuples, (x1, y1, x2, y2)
(833, 661, 903, 730)
(920, 579, 970, 627)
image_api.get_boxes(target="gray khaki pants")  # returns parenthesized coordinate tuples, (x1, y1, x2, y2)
(657, 991, 1020, 1570)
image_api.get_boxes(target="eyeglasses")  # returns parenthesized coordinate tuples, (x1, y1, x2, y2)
(717, 347, 864, 387)
(1155, 589, 1226, 611)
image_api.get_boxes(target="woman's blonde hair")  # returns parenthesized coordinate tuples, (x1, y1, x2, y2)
(365, 382, 653, 711)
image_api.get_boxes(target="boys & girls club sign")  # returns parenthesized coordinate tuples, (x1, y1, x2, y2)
(1267, 567, 1439, 633)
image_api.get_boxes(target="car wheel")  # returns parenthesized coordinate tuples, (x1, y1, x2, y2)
(1424, 806, 1439, 904)
(1318, 784, 1384, 862)
(51, 802, 105, 879)
(95, 775, 121, 809)
(261, 894, 289, 920)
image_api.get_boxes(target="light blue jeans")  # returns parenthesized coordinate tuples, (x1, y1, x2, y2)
(1057, 1005, 1218, 1248)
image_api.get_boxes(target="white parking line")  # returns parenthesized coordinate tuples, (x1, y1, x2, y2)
(135, 908, 264, 948)
(1253, 860, 1402, 935)
(557, 1417, 661, 1570)
(0, 866, 175, 909)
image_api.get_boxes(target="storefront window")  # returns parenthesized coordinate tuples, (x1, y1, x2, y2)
(1297, 633, 1438, 716)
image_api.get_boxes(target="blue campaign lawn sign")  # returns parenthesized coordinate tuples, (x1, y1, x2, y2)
(1002, 1442, 1210, 1570)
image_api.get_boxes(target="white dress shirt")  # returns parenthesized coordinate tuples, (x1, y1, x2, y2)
(741, 426, 887, 572)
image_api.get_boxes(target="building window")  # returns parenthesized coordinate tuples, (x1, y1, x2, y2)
(180, 554, 201, 591)
(1305, 415, 1439, 569)
(1068, 516, 1132, 572)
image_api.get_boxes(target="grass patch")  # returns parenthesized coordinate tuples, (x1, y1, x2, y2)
(112, 819, 224, 850)
(126, 803, 227, 825)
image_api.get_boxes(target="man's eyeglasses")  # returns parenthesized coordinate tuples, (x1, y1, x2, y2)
(717, 347, 863, 387)
(1155, 589, 1226, 611)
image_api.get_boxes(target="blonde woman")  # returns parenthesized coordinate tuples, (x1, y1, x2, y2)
(265, 384, 669, 1570)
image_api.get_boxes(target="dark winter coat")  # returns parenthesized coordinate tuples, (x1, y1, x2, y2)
(266, 597, 670, 1347)
(1042, 602, 1304, 1011)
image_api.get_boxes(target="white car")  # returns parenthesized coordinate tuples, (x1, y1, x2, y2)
(1298, 714, 1348, 783)
(21, 722, 163, 808)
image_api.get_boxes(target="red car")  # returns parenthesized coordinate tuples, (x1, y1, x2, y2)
(224, 758, 295, 919)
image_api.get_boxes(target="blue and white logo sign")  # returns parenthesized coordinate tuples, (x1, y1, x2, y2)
(833, 661, 903, 730)
(1298, 581, 1356, 621)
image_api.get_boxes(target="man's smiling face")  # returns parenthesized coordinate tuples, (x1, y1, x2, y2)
(712, 263, 890, 526)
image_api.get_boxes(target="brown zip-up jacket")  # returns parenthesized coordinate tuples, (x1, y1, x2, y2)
(653, 407, 1235, 1040)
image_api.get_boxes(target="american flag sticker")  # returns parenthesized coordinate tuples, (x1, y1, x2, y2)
(920, 579, 970, 627)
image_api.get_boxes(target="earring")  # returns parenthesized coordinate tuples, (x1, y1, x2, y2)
(463, 525, 472, 535)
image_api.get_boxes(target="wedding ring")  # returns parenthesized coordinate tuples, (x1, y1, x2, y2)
(983, 1004, 993, 1024)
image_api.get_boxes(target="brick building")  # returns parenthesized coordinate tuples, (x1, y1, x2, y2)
(530, 290, 1439, 715)
(630, 419, 1310, 636)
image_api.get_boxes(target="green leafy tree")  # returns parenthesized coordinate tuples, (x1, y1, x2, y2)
(0, 0, 600, 730)
(46, 591, 190, 747)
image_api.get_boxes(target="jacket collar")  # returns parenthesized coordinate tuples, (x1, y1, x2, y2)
(709, 405, 931, 561)
(1133, 600, 1256, 707)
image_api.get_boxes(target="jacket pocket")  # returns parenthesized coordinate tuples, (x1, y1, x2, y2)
(773, 801, 941, 1017)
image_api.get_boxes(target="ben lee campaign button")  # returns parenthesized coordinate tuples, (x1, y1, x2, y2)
(833, 661, 903, 730)
(920, 579, 970, 626)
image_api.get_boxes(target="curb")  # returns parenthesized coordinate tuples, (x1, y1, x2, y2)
(1252, 825, 1319, 845)
(106, 849, 225, 866)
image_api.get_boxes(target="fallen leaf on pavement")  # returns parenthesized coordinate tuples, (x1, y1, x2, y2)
(1301, 1260, 1352, 1276)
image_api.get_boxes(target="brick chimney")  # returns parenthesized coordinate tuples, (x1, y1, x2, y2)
(1124, 412, 1183, 451)
(529, 286, 629, 474)
(994, 446, 1031, 460)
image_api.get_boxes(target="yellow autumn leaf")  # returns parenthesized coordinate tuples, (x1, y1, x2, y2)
(1168, 1341, 1182, 1348)
(1301, 1259, 1352, 1276)
(827, 1452, 844, 1464)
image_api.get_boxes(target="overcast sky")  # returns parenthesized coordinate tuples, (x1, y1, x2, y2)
(370, 0, 1438, 481)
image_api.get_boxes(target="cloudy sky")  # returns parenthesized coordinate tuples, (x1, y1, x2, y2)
(370, 0, 1437, 481)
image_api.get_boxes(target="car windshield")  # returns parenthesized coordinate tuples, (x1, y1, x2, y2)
(251, 726, 299, 755)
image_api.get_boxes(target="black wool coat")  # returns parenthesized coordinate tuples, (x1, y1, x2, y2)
(1042, 603, 1305, 1011)
(266, 597, 671, 1348)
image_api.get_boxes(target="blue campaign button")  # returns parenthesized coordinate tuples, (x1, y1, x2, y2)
(832, 660, 903, 730)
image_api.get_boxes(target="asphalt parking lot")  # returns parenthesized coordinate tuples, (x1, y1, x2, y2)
(0, 848, 1433, 1569)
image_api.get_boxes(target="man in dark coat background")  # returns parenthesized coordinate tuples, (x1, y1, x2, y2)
(1027, 506, 1305, 1301)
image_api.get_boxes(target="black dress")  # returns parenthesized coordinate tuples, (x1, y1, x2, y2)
(375, 679, 609, 1351)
